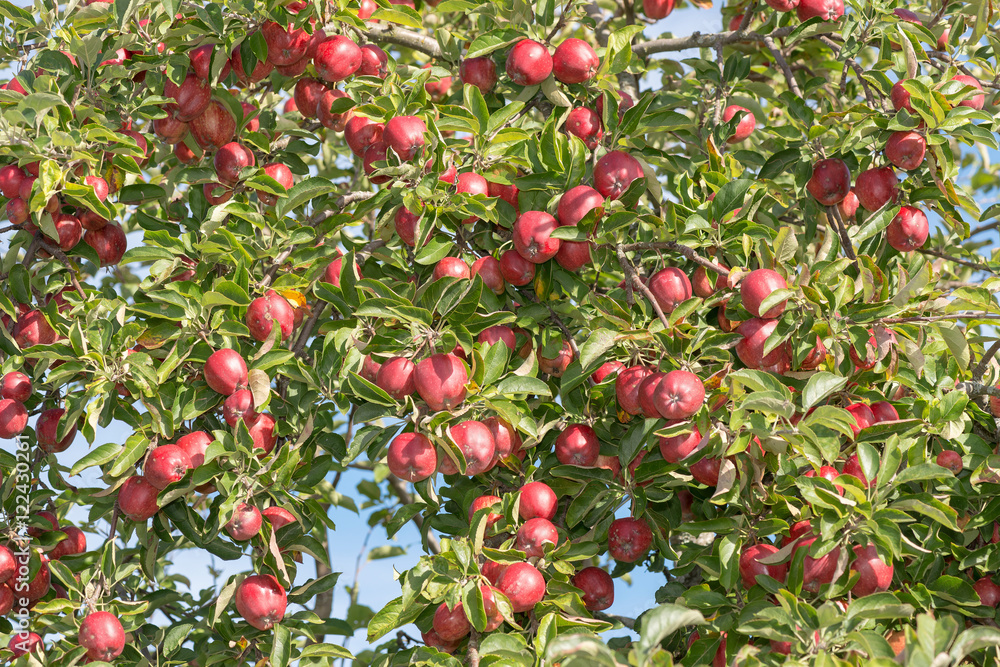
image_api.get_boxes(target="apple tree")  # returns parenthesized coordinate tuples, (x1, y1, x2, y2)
(1, 0, 1000, 664)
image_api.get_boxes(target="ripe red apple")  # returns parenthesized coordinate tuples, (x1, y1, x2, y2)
(572, 567, 614, 611)
(145, 444, 192, 489)
(789, 533, 840, 592)
(497, 562, 546, 612)
(849, 330, 878, 370)
(223, 390, 258, 427)
(891, 80, 915, 113)
(689, 455, 723, 486)
(248, 413, 277, 456)
(555, 240, 592, 271)
(635, 372, 664, 418)
(0, 164, 25, 198)
(594, 150, 643, 200)
(14, 309, 57, 348)
(855, 165, 899, 211)
(423, 64, 452, 101)
(314, 35, 362, 82)
(478, 325, 517, 351)
(885, 130, 926, 171)
(6, 197, 27, 225)
(484, 416, 521, 461)
(118, 475, 160, 521)
(394, 205, 422, 247)
(649, 267, 693, 314)
(204, 348, 248, 395)
(952, 74, 985, 110)
(653, 370, 705, 420)
(608, 517, 653, 563)
(214, 142, 255, 185)
(841, 454, 871, 487)
(322, 253, 360, 287)
(204, 182, 231, 205)
(870, 401, 898, 423)
(383, 115, 427, 161)
(460, 57, 497, 93)
(1, 371, 31, 402)
(36, 407, 76, 453)
(0, 545, 14, 584)
(376, 356, 416, 399)
(469, 495, 502, 528)
(414, 353, 467, 411)
(487, 178, 519, 214)
(294, 77, 327, 119)
(433, 257, 471, 281)
(538, 340, 573, 377)
(165, 73, 211, 121)
(850, 544, 893, 597)
(175, 431, 213, 469)
(317, 89, 353, 131)
(0, 399, 28, 439)
(516, 517, 560, 557)
(739, 543, 788, 588)
(49, 213, 83, 251)
(558, 185, 604, 228)
(433, 601, 471, 642)
(741, 268, 788, 319)
(555, 424, 600, 467)
(659, 422, 701, 463)
(7, 632, 42, 658)
(936, 449, 962, 474)
(565, 107, 603, 149)
(722, 105, 755, 143)
(471, 256, 506, 293)
(50, 525, 87, 559)
(246, 290, 295, 342)
(359, 44, 389, 78)
(387, 432, 437, 482)
(974, 577, 1000, 607)
(189, 100, 235, 149)
(499, 249, 535, 286)
(455, 171, 489, 223)
(837, 189, 859, 220)
(261, 20, 309, 66)
(845, 403, 876, 437)
(448, 420, 496, 475)
(644, 0, 675, 18)
(513, 211, 561, 263)
(518, 481, 557, 520)
(262, 506, 296, 529)
(796, 0, 844, 20)
(154, 106, 189, 143)
(506, 39, 552, 86)
(691, 265, 726, 298)
(189, 43, 231, 81)
(345, 116, 384, 156)
(235, 574, 287, 630)
(225, 503, 262, 541)
(422, 628, 459, 654)
(765, 0, 799, 11)
(886, 205, 928, 252)
(806, 158, 851, 205)
(257, 163, 294, 206)
(78, 611, 125, 661)
(734, 318, 789, 371)
(552, 38, 599, 84)
(615, 366, 652, 415)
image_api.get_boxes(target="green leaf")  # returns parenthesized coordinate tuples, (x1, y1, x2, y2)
(270, 624, 291, 667)
(801, 372, 848, 409)
(495, 376, 552, 397)
(636, 603, 705, 666)
(299, 643, 354, 660)
(277, 177, 339, 218)
(70, 443, 122, 476)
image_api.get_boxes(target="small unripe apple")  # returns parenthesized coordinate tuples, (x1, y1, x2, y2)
(505, 39, 552, 86)
(204, 348, 248, 395)
(806, 158, 851, 205)
(555, 423, 600, 467)
(608, 517, 653, 562)
(886, 205, 928, 252)
(79, 611, 125, 661)
(516, 517, 560, 557)
(552, 38, 599, 85)
(225, 503, 262, 541)
(741, 268, 787, 319)
(314, 36, 362, 82)
(375, 356, 416, 399)
(117, 475, 160, 521)
(722, 105, 755, 143)
(144, 444, 193, 489)
(235, 574, 287, 630)
(497, 562, 546, 612)
(593, 151, 643, 200)
(855, 166, 899, 211)
(414, 353, 468, 411)
(460, 57, 498, 93)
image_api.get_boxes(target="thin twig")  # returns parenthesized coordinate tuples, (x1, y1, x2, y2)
(615, 244, 672, 331)
(955, 382, 1000, 399)
(600, 241, 730, 276)
(881, 312, 1000, 324)
(973, 340, 1000, 381)
(762, 35, 802, 98)
(467, 629, 480, 667)
(828, 205, 857, 260)
(633, 26, 795, 58)
(918, 247, 994, 273)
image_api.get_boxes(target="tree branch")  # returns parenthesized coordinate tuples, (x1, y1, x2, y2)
(762, 34, 802, 98)
(918, 247, 994, 273)
(362, 24, 444, 59)
(828, 205, 857, 260)
(600, 241, 730, 276)
(615, 244, 672, 331)
(955, 381, 1000, 399)
(973, 340, 1000, 381)
(633, 26, 794, 58)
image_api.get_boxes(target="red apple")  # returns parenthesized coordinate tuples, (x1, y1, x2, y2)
(249, 413, 277, 456)
(499, 249, 535, 286)
(558, 185, 604, 228)
(204, 182, 232, 205)
(850, 544, 893, 597)
(735, 318, 790, 371)
(246, 290, 295, 342)
(433, 257, 471, 281)
(447, 420, 495, 475)
(513, 211, 561, 263)
(644, 0, 675, 18)
(414, 353, 467, 411)
(936, 449, 962, 474)
(423, 64, 452, 101)
(478, 325, 517, 351)
(497, 562, 546, 612)
(471, 256, 505, 293)
(176, 431, 213, 468)
(7, 633, 42, 658)
(516, 517, 559, 557)
(189, 43, 231, 81)
(433, 601, 470, 642)
(885, 130, 926, 171)
(849, 331, 878, 370)
(0, 545, 15, 584)
(165, 73, 211, 121)
(572, 567, 614, 611)
(855, 165, 898, 211)
(739, 543, 788, 588)
(468, 494, 502, 528)
(118, 475, 160, 521)
(49, 524, 85, 559)
(806, 158, 851, 205)
(659, 422, 701, 463)
(608, 517, 653, 563)
(652, 370, 705, 420)
(145, 444, 192, 489)
(518, 481, 557, 520)
(952, 74, 985, 110)
(387, 432, 437, 482)
(294, 78, 327, 119)
(485, 416, 521, 461)
(615, 366, 652, 415)
(317, 89, 353, 131)
(190, 100, 236, 149)
(837, 189, 859, 219)
(845, 403, 876, 437)
(790, 533, 840, 592)
(235, 574, 287, 630)
(344, 116, 384, 156)
(487, 178, 519, 213)
(796, 0, 844, 20)
(460, 57, 498, 93)
(204, 349, 248, 395)
(0, 399, 28, 439)
(870, 401, 898, 423)
(649, 267, 693, 314)
(214, 142, 255, 185)
(383, 115, 427, 161)
(555, 423, 600, 467)
(262, 506, 296, 529)
(313, 36, 362, 82)
(975, 577, 1000, 607)
(538, 340, 573, 377)
(225, 503, 262, 541)
(223, 389, 258, 426)
(741, 268, 788, 319)
(376, 356, 416, 399)
(565, 107, 603, 149)
(891, 80, 915, 113)
(0, 165, 25, 198)
(886, 205, 928, 252)
(6, 197, 27, 225)
(690, 455, 723, 486)
(14, 309, 56, 348)
(359, 44, 389, 78)
(553, 38, 599, 85)
(49, 213, 83, 251)
(78, 611, 125, 661)
(593, 150, 643, 200)
(1, 371, 31, 402)
(36, 407, 76, 453)
(506, 39, 552, 86)
(841, 454, 871, 487)
(261, 20, 309, 66)
(456, 171, 489, 223)
(722, 105, 755, 143)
